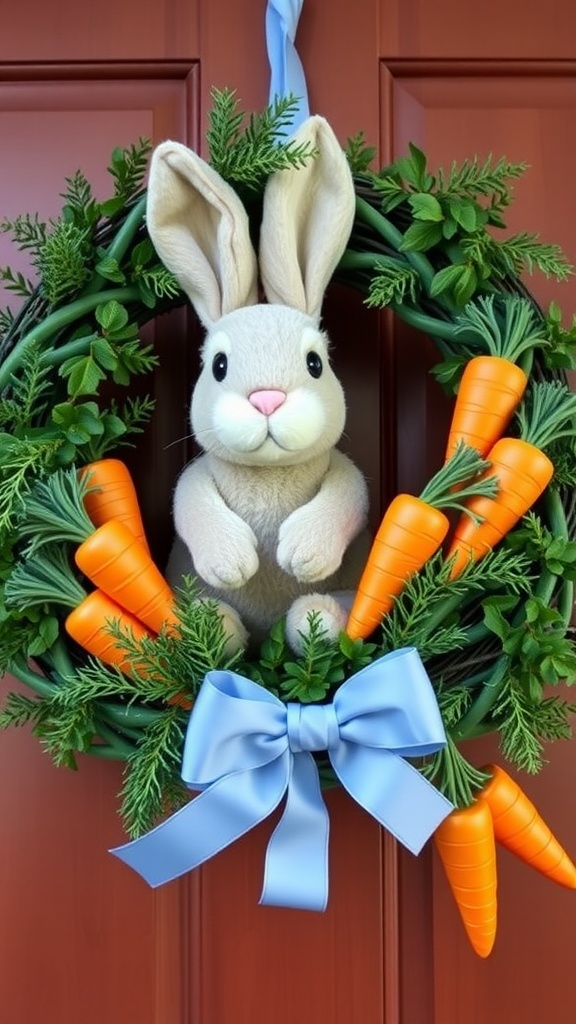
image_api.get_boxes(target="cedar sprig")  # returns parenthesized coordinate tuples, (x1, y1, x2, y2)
(119, 708, 188, 837)
(206, 87, 318, 194)
(491, 682, 574, 774)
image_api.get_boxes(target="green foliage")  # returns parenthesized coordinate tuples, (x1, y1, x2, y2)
(345, 131, 376, 174)
(206, 87, 318, 194)
(482, 594, 576, 702)
(106, 138, 152, 207)
(119, 709, 188, 837)
(37, 222, 94, 305)
(506, 512, 576, 581)
(491, 682, 574, 773)
(365, 258, 420, 308)
(368, 144, 572, 307)
(0, 344, 54, 431)
(542, 301, 576, 370)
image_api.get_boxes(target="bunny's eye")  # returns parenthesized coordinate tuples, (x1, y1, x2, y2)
(306, 351, 323, 379)
(212, 353, 228, 381)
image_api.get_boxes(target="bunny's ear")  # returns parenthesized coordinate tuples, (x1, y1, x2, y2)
(146, 141, 258, 328)
(258, 116, 355, 321)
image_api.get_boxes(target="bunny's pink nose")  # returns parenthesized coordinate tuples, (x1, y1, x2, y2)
(248, 389, 286, 415)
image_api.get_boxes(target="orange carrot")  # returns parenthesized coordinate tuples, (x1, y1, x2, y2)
(480, 764, 576, 889)
(446, 437, 554, 578)
(65, 589, 153, 673)
(74, 519, 178, 635)
(78, 459, 150, 554)
(346, 494, 450, 639)
(434, 799, 498, 958)
(444, 355, 527, 461)
(346, 443, 497, 639)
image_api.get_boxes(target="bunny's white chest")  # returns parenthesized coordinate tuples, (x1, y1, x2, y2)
(207, 454, 329, 542)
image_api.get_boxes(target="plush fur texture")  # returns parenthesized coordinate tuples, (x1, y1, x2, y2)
(148, 116, 370, 652)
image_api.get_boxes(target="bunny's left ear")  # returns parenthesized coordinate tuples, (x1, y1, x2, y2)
(258, 116, 355, 321)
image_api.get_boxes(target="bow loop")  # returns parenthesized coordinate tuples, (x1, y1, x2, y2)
(111, 648, 453, 910)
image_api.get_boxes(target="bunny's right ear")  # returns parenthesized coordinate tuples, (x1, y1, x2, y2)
(146, 141, 258, 328)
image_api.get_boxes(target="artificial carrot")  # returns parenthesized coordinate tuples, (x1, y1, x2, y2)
(345, 443, 497, 639)
(74, 519, 178, 635)
(480, 763, 576, 889)
(346, 495, 450, 639)
(65, 589, 154, 673)
(78, 459, 150, 554)
(446, 437, 553, 578)
(444, 294, 544, 461)
(434, 799, 498, 958)
(447, 381, 576, 578)
(444, 355, 527, 461)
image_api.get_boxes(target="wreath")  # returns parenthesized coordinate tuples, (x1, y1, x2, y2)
(1, 90, 576, 955)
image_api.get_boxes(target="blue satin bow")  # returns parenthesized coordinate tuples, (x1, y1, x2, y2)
(265, 0, 310, 132)
(111, 648, 453, 911)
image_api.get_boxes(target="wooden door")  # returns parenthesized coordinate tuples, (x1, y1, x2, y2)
(1, 2, 576, 1022)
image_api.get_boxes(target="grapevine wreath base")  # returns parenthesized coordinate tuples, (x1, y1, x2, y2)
(2, 92, 576, 956)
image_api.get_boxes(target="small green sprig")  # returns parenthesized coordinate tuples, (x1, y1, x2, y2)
(5, 544, 85, 611)
(16, 467, 93, 553)
(119, 709, 188, 837)
(206, 87, 318, 195)
(516, 380, 576, 451)
(451, 293, 547, 363)
(419, 441, 498, 517)
(491, 681, 574, 774)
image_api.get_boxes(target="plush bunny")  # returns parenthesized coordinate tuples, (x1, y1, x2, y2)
(147, 116, 370, 653)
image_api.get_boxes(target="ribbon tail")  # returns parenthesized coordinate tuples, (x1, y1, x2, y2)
(260, 751, 329, 911)
(331, 744, 453, 855)
(265, 0, 310, 131)
(110, 758, 289, 887)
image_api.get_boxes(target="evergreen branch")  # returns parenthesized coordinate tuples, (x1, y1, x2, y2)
(492, 682, 574, 773)
(0, 343, 54, 430)
(364, 258, 421, 307)
(489, 232, 573, 281)
(0, 690, 45, 730)
(119, 708, 188, 837)
(0, 266, 35, 297)
(436, 154, 528, 205)
(0, 436, 62, 534)
(206, 88, 318, 192)
(36, 221, 94, 305)
(107, 139, 152, 203)
(1, 212, 47, 255)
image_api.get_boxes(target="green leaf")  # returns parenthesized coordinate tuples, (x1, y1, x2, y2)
(430, 264, 468, 299)
(95, 299, 129, 334)
(399, 221, 443, 252)
(408, 193, 444, 222)
(453, 265, 478, 305)
(59, 356, 106, 397)
(448, 198, 478, 233)
(91, 337, 118, 371)
(95, 255, 126, 284)
(131, 239, 155, 268)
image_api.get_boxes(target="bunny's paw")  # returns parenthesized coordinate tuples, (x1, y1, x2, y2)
(193, 521, 259, 589)
(277, 515, 343, 582)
